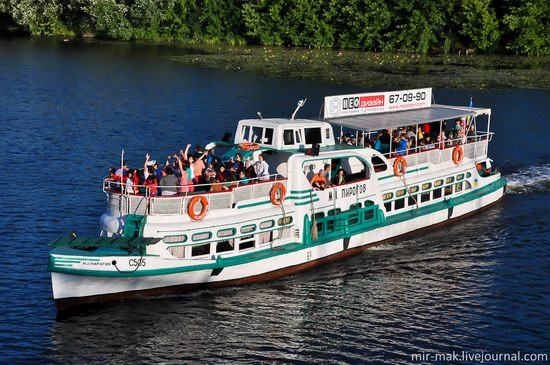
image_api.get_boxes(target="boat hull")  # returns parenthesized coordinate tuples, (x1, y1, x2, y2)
(53, 183, 505, 313)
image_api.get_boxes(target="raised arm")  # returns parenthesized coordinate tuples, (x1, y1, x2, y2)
(182, 144, 191, 161)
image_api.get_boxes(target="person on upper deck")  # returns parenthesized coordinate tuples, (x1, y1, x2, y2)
(159, 166, 179, 196)
(229, 153, 244, 173)
(253, 154, 269, 181)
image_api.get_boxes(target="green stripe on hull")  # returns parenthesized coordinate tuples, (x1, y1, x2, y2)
(50, 177, 506, 278)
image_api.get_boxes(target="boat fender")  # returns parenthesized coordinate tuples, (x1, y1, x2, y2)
(270, 182, 286, 206)
(238, 143, 260, 151)
(188, 196, 209, 221)
(393, 156, 407, 176)
(452, 145, 464, 165)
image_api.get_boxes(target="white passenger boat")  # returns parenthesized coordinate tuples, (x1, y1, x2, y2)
(49, 88, 507, 312)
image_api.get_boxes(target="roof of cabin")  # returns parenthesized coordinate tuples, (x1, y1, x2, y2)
(238, 118, 328, 127)
(325, 104, 491, 131)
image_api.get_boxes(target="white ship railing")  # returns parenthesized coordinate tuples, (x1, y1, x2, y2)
(103, 173, 286, 216)
(381, 133, 491, 172)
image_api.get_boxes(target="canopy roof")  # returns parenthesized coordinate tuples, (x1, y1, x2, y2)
(325, 104, 490, 131)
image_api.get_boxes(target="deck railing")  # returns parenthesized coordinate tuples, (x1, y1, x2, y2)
(104, 174, 286, 216)
(382, 134, 491, 172)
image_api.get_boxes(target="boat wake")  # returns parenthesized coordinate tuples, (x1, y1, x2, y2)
(505, 164, 550, 194)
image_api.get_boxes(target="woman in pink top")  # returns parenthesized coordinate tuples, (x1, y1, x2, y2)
(182, 144, 206, 185)
(176, 158, 194, 193)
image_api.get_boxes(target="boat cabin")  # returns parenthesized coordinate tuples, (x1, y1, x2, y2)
(234, 118, 336, 150)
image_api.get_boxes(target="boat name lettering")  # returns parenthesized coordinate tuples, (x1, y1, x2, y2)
(129, 258, 146, 267)
(81, 261, 111, 267)
(337, 183, 367, 198)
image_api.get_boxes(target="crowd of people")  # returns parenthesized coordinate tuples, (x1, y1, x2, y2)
(340, 118, 478, 157)
(106, 144, 271, 196)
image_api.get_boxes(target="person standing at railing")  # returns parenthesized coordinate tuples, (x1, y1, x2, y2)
(159, 167, 179, 196)
(176, 158, 194, 193)
(254, 154, 270, 181)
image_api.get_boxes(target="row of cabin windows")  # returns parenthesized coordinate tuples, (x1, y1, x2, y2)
(241, 126, 275, 145)
(314, 200, 376, 233)
(165, 217, 292, 245)
(383, 174, 469, 202)
(168, 229, 292, 259)
(384, 181, 470, 212)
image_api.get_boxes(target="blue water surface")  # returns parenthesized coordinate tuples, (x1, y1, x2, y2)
(0, 38, 549, 364)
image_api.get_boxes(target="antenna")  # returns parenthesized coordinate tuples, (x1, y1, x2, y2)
(291, 98, 307, 120)
(257, 112, 263, 120)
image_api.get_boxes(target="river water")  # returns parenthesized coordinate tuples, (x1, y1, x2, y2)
(0, 38, 549, 364)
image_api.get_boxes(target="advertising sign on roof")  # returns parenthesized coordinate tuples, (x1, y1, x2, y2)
(323, 88, 432, 119)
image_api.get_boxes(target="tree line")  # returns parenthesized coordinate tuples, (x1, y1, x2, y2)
(0, 0, 548, 55)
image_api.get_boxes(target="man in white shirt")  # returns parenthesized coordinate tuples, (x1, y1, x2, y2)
(254, 154, 270, 181)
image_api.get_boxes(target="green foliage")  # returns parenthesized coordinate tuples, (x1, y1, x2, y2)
(84, 0, 133, 40)
(1, 0, 548, 55)
(458, 0, 501, 51)
(503, 0, 549, 55)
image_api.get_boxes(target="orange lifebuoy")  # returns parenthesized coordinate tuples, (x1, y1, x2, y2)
(187, 196, 209, 221)
(270, 182, 286, 206)
(452, 145, 464, 165)
(393, 156, 407, 176)
(238, 143, 260, 151)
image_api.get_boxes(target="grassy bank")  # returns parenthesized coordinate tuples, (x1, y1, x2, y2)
(166, 45, 550, 90)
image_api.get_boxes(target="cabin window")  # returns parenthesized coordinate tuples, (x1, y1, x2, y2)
(365, 200, 375, 207)
(446, 176, 455, 184)
(326, 218, 335, 232)
(409, 186, 419, 193)
(314, 212, 324, 233)
(433, 188, 442, 199)
(364, 209, 374, 220)
(325, 128, 331, 139)
(434, 179, 443, 187)
(304, 128, 322, 144)
(283, 129, 295, 145)
(241, 125, 252, 142)
(421, 193, 430, 203)
(465, 181, 472, 190)
(241, 224, 256, 234)
(371, 156, 388, 172)
(455, 182, 463, 192)
(457, 173, 465, 181)
(339, 156, 371, 182)
(163, 235, 187, 244)
(395, 198, 405, 210)
(349, 213, 359, 225)
(251, 126, 263, 143)
(258, 231, 274, 245)
(408, 195, 417, 206)
(216, 240, 234, 253)
(217, 228, 236, 238)
(384, 202, 392, 212)
(278, 216, 293, 225)
(350, 203, 361, 210)
(445, 185, 453, 196)
(396, 189, 406, 197)
(466, 172, 472, 178)
(383, 193, 393, 201)
(168, 246, 185, 258)
(192, 232, 212, 241)
(239, 235, 255, 251)
(328, 208, 342, 215)
(422, 182, 432, 191)
(191, 243, 210, 257)
(295, 130, 302, 144)
(263, 128, 274, 145)
(260, 220, 275, 229)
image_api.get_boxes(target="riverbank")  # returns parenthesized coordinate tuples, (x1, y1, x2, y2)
(166, 45, 550, 90)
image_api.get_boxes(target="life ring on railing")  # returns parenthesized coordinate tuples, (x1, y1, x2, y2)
(393, 156, 407, 177)
(187, 196, 209, 221)
(452, 145, 464, 165)
(238, 143, 260, 151)
(270, 182, 286, 206)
